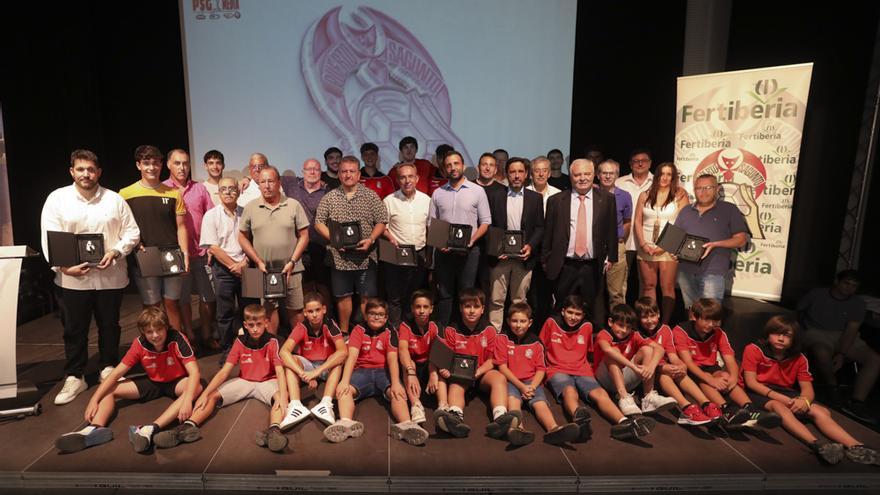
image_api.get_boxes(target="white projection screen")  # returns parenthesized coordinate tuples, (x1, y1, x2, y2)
(180, 0, 577, 180)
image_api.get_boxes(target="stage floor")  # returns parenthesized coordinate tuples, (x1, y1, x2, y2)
(2, 295, 879, 493)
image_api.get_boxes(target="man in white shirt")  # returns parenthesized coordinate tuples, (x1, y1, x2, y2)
(202, 149, 225, 206)
(382, 162, 431, 322)
(237, 153, 270, 207)
(40, 149, 140, 405)
(526, 156, 560, 324)
(615, 148, 654, 301)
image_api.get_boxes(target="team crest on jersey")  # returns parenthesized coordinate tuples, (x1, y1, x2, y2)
(481, 336, 488, 348)
(577, 335, 585, 345)
(525, 349, 534, 359)
(508, 347, 515, 355)
(166, 357, 175, 366)
(624, 343, 632, 355)
(376, 339, 384, 351)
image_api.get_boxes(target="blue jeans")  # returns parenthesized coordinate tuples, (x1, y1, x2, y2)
(547, 372, 601, 403)
(434, 246, 481, 324)
(212, 260, 259, 351)
(677, 271, 726, 309)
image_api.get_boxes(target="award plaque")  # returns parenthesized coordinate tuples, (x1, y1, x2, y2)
(446, 223, 471, 252)
(76, 234, 105, 265)
(159, 247, 185, 275)
(486, 227, 524, 258)
(378, 238, 418, 267)
(136, 246, 185, 277)
(678, 236, 709, 263)
(656, 223, 709, 264)
(47, 231, 105, 267)
(428, 339, 477, 384)
(330, 220, 362, 249)
(263, 270, 286, 299)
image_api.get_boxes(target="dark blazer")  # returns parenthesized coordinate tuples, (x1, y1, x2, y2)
(486, 187, 544, 270)
(541, 187, 618, 280)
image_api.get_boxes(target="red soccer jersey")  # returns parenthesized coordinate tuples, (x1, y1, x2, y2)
(359, 174, 396, 199)
(494, 331, 546, 382)
(639, 324, 676, 364)
(121, 330, 195, 383)
(349, 324, 397, 369)
(442, 318, 497, 367)
(738, 342, 813, 389)
(226, 333, 281, 382)
(672, 320, 735, 368)
(592, 329, 649, 368)
(538, 315, 594, 378)
(287, 317, 344, 362)
(397, 319, 440, 364)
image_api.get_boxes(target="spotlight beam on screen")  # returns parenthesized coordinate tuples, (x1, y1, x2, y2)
(180, 0, 577, 180)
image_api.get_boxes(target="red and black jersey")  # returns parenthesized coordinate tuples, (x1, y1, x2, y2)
(226, 333, 281, 382)
(592, 329, 649, 368)
(121, 330, 195, 383)
(349, 323, 398, 369)
(672, 320, 734, 368)
(494, 330, 546, 382)
(738, 342, 812, 390)
(538, 314, 594, 378)
(441, 316, 496, 367)
(287, 317, 344, 362)
(639, 324, 676, 364)
(397, 318, 440, 364)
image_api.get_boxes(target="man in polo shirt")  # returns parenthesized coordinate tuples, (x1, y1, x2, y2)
(673, 174, 749, 307)
(164, 149, 218, 350)
(315, 156, 388, 334)
(322, 147, 342, 190)
(429, 150, 491, 324)
(616, 148, 654, 301)
(41, 149, 140, 405)
(202, 149, 225, 206)
(238, 166, 310, 334)
(382, 161, 430, 323)
(359, 142, 395, 199)
(597, 159, 633, 314)
(547, 148, 570, 191)
(288, 158, 332, 305)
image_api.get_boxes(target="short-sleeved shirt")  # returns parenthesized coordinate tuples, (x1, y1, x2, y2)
(202, 180, 221, 206)
(610, 187, 633, 241)
(538, 315, 594, 378)
(121, 330, 195, 383)
(397, 319, 440, 364)
(315, 184, 389, 271)
(349, 323, 398, 369)
(286, 178, 329, 246)
(239, 194, 310, 270)
(119, 181, 186, 247)
(200, 204, 246, 262)
(226, 333, 281, 382)
(429, 179, 491, 234)
(441, 317, 496, 367)
(797, 288, 866, 332)
(639, 324, 676, 364)
(592, 329, 650, 368)
(162, 179, 214, 258)
(672, 320, 735, 367)
(674, 201, 749, 275)
(360, 168, 396, 199)
(287, 317, 344, 362)
(384, 189, 431, 250)
(738, 342, 812, 390)
(494, 331, 546, 382)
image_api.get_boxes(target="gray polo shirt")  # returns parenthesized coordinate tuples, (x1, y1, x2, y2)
(674, 200, 748, 275)
(240, 194, 310, 271)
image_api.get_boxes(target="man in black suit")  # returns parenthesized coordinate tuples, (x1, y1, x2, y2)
(485, 158, 544, 329)
(541, 159, 617, 323)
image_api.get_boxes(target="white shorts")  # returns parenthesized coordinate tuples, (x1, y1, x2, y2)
(595, 360, 641, 393)
(217, 377, 279, 406)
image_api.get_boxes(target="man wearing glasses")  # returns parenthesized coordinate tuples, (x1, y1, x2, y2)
(615, 149, 654, 300)
(597, 160, 632, 315)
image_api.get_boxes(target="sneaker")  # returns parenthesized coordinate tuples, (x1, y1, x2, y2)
(55, 426, 113, 453)
(543, 423, 579, 445)
(507, 425, 535, 446)
(842, 401, 880, 425)
(154, 422, 201, 449)
(410, 402, 427, 425)
(618, 393, 642, 416)
(280, 403, 311, 431)
(740, 405, 782, 429)
(721, 405, 751, 430)
(677, 404, 712, 426)
(573, 406, 592, 442)
(610, 415, 656, 440)
(845, 445, 879, 465)
(266, 427, 288, 452)
(391, 421, 429, 446)
(703, 403, 723, 422)
(813, 441, 844, 465)
(54, 376, 87, 405)
(641, 390, 678, 414)
(435, 409, 470, 438)
(128, 425, 154, 453)
(310, 402, 336, 426)
(486, 411, 521, 439)
(323, 419, 364, 443)
(99, 366, 115, 383)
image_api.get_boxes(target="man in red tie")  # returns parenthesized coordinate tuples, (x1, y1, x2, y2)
(541, 159, 618, 324)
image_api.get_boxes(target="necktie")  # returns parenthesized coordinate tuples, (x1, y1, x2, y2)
(575, 194, 588, 257)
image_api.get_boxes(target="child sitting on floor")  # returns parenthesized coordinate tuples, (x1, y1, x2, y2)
(396, 290, 446, 425)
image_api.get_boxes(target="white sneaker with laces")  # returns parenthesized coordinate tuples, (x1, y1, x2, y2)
(641, 390, 678, 413)
(410, 402, 426, 424)
(618, 392, 642, 416)
(310, 402, 336, 426)
(280, 403, 311, 431)
(54, 376, 87, 405)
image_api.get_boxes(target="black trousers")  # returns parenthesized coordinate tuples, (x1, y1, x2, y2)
(382, 261, 427, 324)
(528, 263, 554, 328)
(553, 258, 603, 325)
(58, 287, 124, 377)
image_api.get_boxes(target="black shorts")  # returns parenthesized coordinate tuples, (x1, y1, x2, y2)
(132, 376, 206, 402)
(746, 385, 800, 411)
(699, 364, 724, 374)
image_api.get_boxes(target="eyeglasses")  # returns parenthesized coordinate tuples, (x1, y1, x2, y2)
(219, 186, 239, 193)
(694, 186, 717, 192)
(631, 159, 651, 164)
(367, 312, 388, 319)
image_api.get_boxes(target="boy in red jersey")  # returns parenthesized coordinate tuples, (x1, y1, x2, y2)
(326, 298, 429, 445)
(434, 288, 514, 438)
(397, 290, 446, 425)
(634, 297, 714, 426)
(540, 295, 654, 441)
(674, 298, 780, 430)
(279, 292, 348, 429)
(593, 304, 676, 417)
(55, 307, 203, 454)
(741, 315, 878, 465)
(152, 304, 289, 452)
(495, 302, 579, 446)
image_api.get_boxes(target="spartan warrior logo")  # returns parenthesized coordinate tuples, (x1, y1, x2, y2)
(345, 226, 354, 236)
(85, 240, 96, 253)
(694, 148, 767, 239)
(302, 6, 473, 168)
(269, 274, 278, 285)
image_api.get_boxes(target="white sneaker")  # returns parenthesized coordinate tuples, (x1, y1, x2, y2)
(99, 366, 115, 383)
(641, 390, 678, 414)
(54, 376, 87, 405)
(618, 392, 642, 416)
(410, 402, 426, 424)
(310, 402, 336, 426)
(279, 403, 311, 431)
(391, 420, 429, 446)
(323, 419, 364, 443)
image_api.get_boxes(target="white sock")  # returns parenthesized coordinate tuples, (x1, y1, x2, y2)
(138, 424, 156, 437)
(77, 425, 96, 435)
(492, 406, 508, 420)
(320, 396, 333, 405)
(617, 417, 627, 424)
(290, 400, 303, 408)
(449, 406, 463, 416)
(341, 417, 352, 422)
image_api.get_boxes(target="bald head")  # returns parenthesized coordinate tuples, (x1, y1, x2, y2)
(302, 158, 322, 186)
(569, 159, 595, 194)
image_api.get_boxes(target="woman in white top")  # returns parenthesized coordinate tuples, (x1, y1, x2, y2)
(633, 162, 689, 324)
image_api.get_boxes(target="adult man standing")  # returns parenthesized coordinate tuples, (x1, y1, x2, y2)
(526, 156, 562, 211)
(526, 155, 561, 324)
(474, 152, 506, 196)
(492, 148, 509, 185)
(615, 148, 654, 301)
(237, 153, 270, 207)
(239, 166, 310, 333)
(202, 149, 225, 206)
(673, 174, 748, 307)
(322, 147, 342, 190)
(485, 158, 544, 329)
(382, 162, 431, 322)
(119, 145, 189, 333)
(163, 149, 218, 350)
(359, 142, 395, 199)
(429, 150, 491, 323)
(41, 149, 140, 405)
(597, 160, 633, 310)
(389, 136, 439, 196)
(541, 159, 617, 321)
(547, 148, 570, 191)
(315, 156, 388, 334)
(287, 158, 332, 303)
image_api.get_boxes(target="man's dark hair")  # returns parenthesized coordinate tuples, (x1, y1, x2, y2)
(323, 147, 343, 159)
(608, 304, 639, 330)
(360, 142, 379, 154)
(505, 157, 529, 173)
(493, 148, 508, 156)
(134, 145, 163, 163)
(443, 150, 464, 166)
(203, 149, 225, 164)
(70, 149, 99, 168)
(478, 152, 495, 162)
(547, 148, 564, 158)
(399, 136, 418, 150)
(435, 143, 453, 162)
(628, 147, 653, 162)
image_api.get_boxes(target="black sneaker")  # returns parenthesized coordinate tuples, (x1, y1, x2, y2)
(841, 401, 880, 425)
(436, 410, 470, 438)
(573, 406, 592, 442)
(266, 426, 288, 453)
(507, 425, 535, 446)
(721, 406, 750, 430)
(543, 423, 579, 445)
(154, 422, 201, 449)
(486, 411, 521, 439)
(813, 441, 844, 465)
(611, 414, 656, 439)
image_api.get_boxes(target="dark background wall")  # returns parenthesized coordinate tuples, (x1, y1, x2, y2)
(1, 1, 878, 319)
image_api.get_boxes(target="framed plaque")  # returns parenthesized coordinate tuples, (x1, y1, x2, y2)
(486, 227, 524, 258)
(47, 231, 105, 267)
(329, 220, 362, 249)
(656, 223, 709, 264)
(378, 238, 418, 267)
(136, 246, 186, 277)
(263, 270, 286, 299)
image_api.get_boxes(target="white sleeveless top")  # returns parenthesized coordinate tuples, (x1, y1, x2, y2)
(641, 199, 678, 246)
